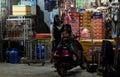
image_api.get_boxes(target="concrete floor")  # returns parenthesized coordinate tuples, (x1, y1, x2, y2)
(0, 63, 102, 77)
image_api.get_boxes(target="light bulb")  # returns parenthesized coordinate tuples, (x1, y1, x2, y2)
(71, 4, 74, 7)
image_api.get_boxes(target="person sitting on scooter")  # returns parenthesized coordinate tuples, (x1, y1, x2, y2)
(57, 24, 86, 69)
(60, 24, 74, 46)
(57, 24, 74, 49)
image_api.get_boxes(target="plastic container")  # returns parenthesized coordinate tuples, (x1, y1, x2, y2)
(36, 44, 45, 59)
(36, 33, 51, 39)
(6, 48, 21, 64)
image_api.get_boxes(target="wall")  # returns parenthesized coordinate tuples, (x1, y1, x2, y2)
(36, 0, 50, 33)
(38, 0, 59, 25)
(37, 0, 59, 33)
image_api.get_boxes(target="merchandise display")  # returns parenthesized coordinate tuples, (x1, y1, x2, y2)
(76, 0, 91, 8)
(3, 15, 35, 63)
(63, 10, 104, 39)
(60, 1, 117, 72)
(91, 12, 105, 39)
(1, 1, 120, 75)
(69, 12, 80, 35)
(12, 5, 31, 15)
(79, 11, 91, 39)
(5, 16, 33, 39)
(1, 0, 37, 63)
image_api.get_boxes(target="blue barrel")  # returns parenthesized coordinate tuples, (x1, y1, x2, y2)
(36, 44, 45, 59)
(6, 48, 21, 64)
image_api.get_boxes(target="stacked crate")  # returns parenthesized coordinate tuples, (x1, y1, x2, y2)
(79, 11, 91, 27)
(91, 12, 105, 39)
(12, 5, 31, 15)
(79, 11, 91, 39)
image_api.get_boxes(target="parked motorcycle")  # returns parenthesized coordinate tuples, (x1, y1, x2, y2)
(53, 37, 86, 77)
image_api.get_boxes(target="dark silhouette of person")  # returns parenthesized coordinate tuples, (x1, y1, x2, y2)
(50, 15, 65, 63)
(52, 15, 64, 50)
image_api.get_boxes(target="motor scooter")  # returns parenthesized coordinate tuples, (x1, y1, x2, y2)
(53, 37, 85, 77)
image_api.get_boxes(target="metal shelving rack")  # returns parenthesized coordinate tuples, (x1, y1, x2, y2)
(5, 15, 33, 45)
(3, 15, 35, 59)
(6, 15, 32, 38)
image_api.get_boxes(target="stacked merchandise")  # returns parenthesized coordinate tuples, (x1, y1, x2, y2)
(79, 11, 91, 27)
(76, 0, 84, 8)
(79, 11, 91, 39)
(64, 11, 105, 39)
(63, 11, 80, 36)
(12, 5, 31, 15)
(91, 12, 105, 39)
(69, 12, 80, 35)
(101, 0, 108, 3)
(76, 0, 91, 9)
(6, 20, 32, 39)
(20, 0, 37, 15)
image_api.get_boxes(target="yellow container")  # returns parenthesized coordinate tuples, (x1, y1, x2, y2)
(12, 5, 31, 15)
(80, 39, 115, 62)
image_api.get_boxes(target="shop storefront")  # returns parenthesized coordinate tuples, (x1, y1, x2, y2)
(57, 0, 120, 73)
(0, 0, 120, 72)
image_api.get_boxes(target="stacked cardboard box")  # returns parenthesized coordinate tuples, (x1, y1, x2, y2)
(79, 11, 91, 39)
(12, 5, 31, 15)
(91, 12, 105, 39)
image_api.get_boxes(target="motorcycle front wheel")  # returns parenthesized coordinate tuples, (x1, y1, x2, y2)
(57, 67, 67, 77)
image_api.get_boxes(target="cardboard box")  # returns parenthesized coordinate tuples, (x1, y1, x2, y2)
(12, 5, 31, 15)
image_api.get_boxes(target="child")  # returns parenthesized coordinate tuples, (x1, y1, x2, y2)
(60, 24, 74, 46)
(58, 24, 86, 69)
